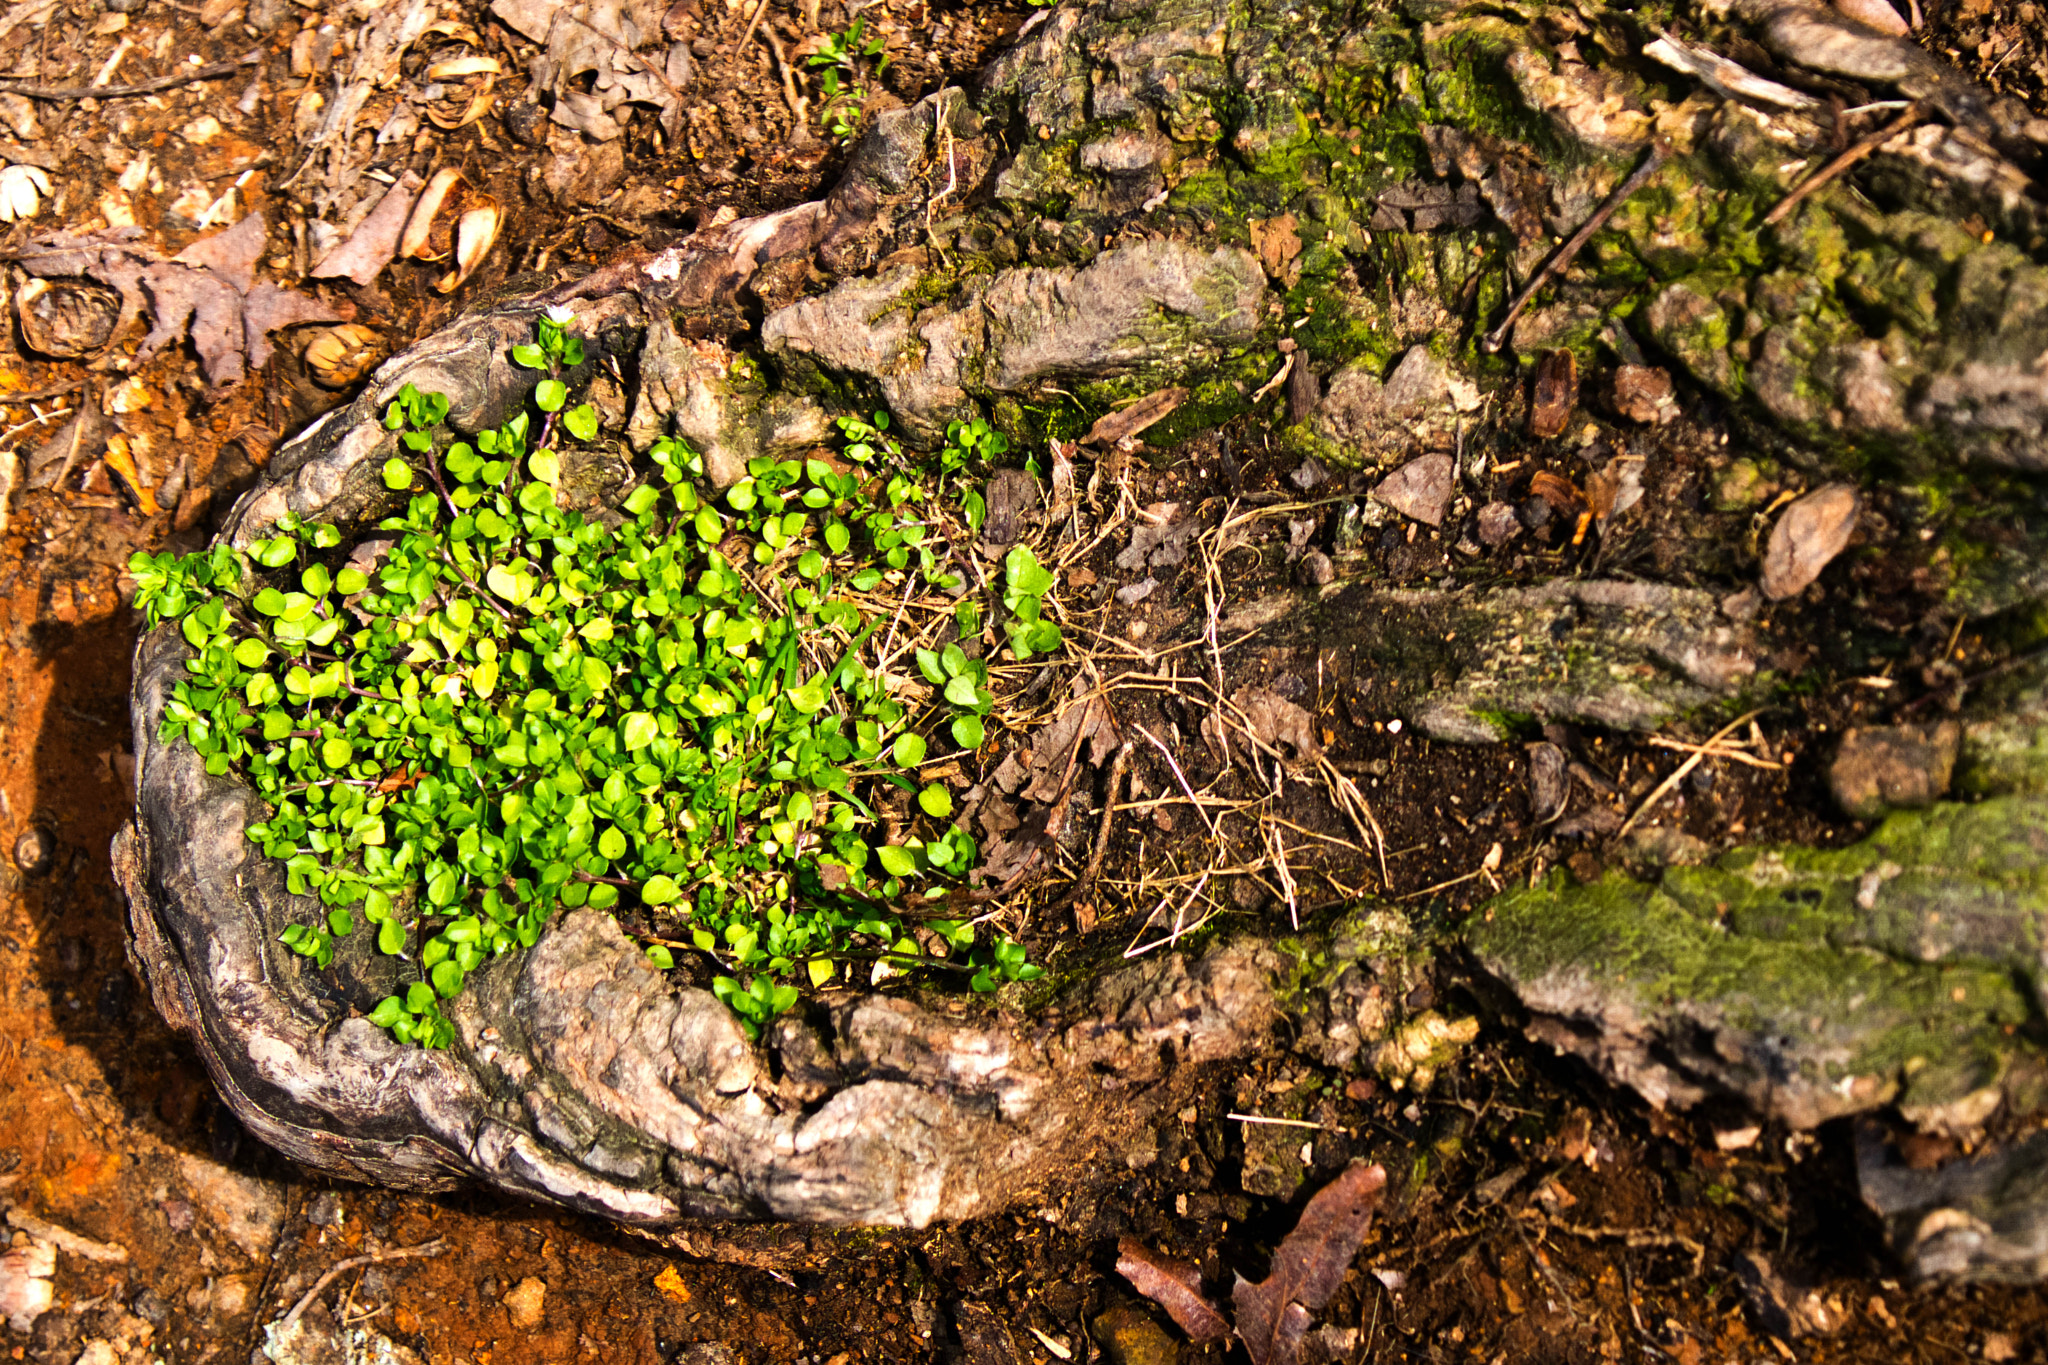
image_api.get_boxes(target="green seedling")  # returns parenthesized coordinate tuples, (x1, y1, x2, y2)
(135, 336, 1053, 1043)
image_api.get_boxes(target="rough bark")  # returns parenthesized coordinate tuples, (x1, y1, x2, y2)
(116, 0, 2048, 1276)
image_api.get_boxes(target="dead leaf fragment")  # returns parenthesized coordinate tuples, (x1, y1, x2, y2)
(1760, 483, 1859, 600)
(1114, 501, 1200, 572)
(1527, 468, 1584, 514)
(173, 211, 268, 295)
(1370, 452, 1454, 526)
(1115, 1238, 1230, 1342)
(311, 172, 423, 286)
(20, 218, 338, 390)
(1204, 688, 1322, 768)
(1612, 363, 1676, 424)
(1249, 213, 1302, 285)
(1528, 349, 1577, 438)
(1585, 457, 1644, 522)
(653, 1264, 690, 1304)
(1233, 1163, 1388, 1365)
(1086, 387, 1186, 447)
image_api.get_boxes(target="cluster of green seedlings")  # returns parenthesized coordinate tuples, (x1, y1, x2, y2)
(807, 18, 888, 143)
(132, 310, 1053, 1046)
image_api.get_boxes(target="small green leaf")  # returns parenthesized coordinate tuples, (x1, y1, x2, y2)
(645, 944, 675, 970)
(892, 733, 926, 767)
(876, 845, 915, 877)
(430, 960, 464, 998)
(641, 874, 680, 905)
(563, 404, 599, 442)
(598, 826, 628, 860)
(622, 712, 659, 751)
(624, 485, 660, 516)
(321, 736, 353, 768)
(378, 919, 406, 955)
(943, 675, 980, 708)
(918, 783, 953, 818)
(529, 450, 560, 486)
(382, 458, 414, 489)
(533, 378, 568, 412)
(233, 638, 270, 668)
(368, 996, 405, 1028)
(951, 713, 984, 748)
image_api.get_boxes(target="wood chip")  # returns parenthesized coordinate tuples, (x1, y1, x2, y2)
(1086, 387, 1186, 447)
(1527, 349, 1578, 438)
(1760, 483, 1860, 600)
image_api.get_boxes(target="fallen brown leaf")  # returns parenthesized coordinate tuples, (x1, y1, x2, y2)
(1233, 1163, 1388, 1365)
(1115, 1237, 1231, 1342)
(311, 172, 423, 286)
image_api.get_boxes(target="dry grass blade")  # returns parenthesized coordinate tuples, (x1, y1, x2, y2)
(1136, 723, 1220, 841)
(1643, 735, 1782, 770)
(1619, 709, 1765, 837)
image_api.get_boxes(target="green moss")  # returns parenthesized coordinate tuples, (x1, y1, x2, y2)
(1147, 374, 1254, 447)
(1472, 799, 2048, 1116)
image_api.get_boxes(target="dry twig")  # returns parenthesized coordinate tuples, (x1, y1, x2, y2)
(277, 1240, 447, 1336)
(1763, 104, 1920, 226)
(0, 50, 258, 100)
(1484, 139, 1671, 353)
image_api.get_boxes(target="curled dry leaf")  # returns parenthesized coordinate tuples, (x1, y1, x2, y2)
(1761, 482, 1861, 600)
(424, 56, 500, 130)
(1233, 1163, 1389, 1365)
(0, 162, 50, 222)
(1115, 1237, 1231, 1342)
(439, 197, 501, 293)
(401, 167, 468, 260)
(425, 55, 501, 79)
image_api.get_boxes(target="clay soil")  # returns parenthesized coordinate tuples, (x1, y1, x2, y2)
(1, 0, 2046, 1362)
